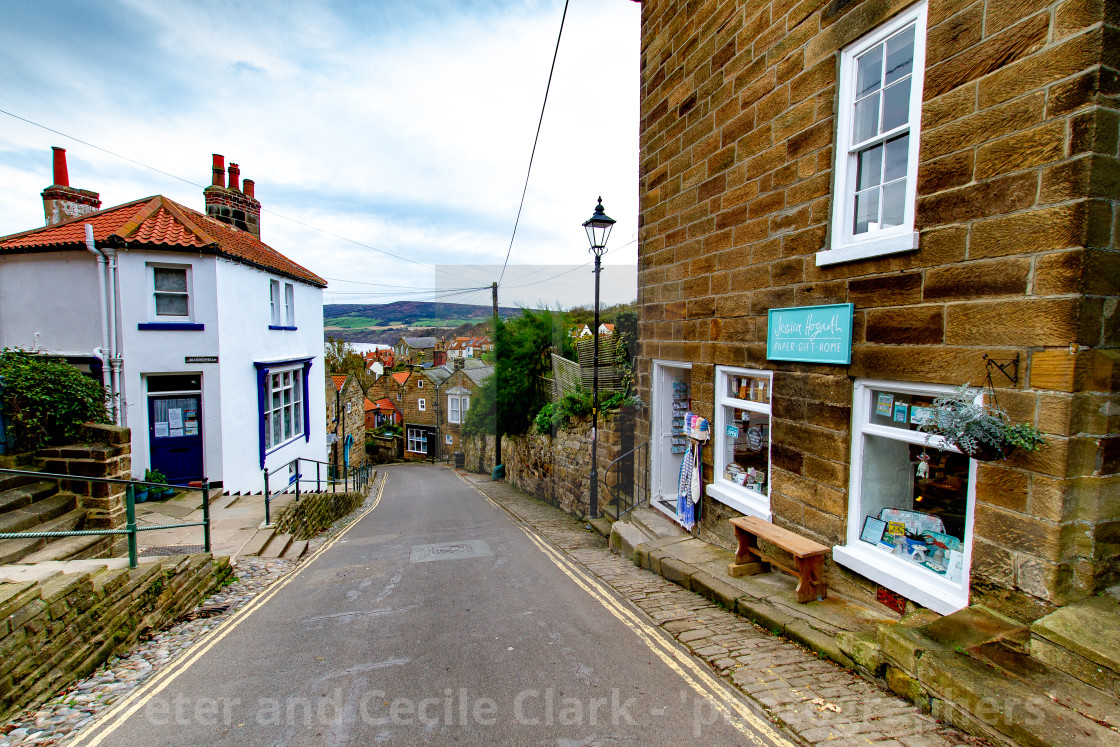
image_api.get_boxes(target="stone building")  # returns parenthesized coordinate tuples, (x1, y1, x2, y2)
(634, 0, 1119, 619)
(326, 373, 367, 475)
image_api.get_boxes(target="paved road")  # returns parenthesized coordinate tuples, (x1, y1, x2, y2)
(73, 464, 796, 746)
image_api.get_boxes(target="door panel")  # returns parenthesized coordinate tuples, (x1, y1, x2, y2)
(149, 395, 204, 484)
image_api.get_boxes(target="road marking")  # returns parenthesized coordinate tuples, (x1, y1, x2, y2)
(69, 474, 389, 747)
(460, 474, 797, 747)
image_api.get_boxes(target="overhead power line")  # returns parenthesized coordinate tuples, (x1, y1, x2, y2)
(496, 0, 570, 288)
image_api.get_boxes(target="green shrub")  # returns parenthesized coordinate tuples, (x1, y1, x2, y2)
(0, 349, 109, 450)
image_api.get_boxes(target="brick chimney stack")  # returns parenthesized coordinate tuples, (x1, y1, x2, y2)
(41, 147, 101, 226)
(203, 153, 261, 238)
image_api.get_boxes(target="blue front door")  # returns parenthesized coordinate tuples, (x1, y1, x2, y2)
(148, 394, 204, 484)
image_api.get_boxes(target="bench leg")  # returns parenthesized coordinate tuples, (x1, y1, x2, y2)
(727, 526, 769, 578)
(793, 555, 827, 603)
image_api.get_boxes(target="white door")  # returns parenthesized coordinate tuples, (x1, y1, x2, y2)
(651, 361, 690, 519)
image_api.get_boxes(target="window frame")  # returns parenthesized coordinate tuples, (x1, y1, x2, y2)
(833, 378, 977, 615)
(406, 427, 427, 454)
(707, 366, 774, 521)
(418, 398, 426, 412)
(150, 263, 193, 320)
(818, 2, 928, 267)
(263, 365, 305, 452)
(447, 393, 470, 424)
(270, 279, 281, 326)
(284, 282, 295, 326)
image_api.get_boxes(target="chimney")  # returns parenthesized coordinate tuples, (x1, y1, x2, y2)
(41, 147, 101, 226)
(211, 154, 225, 187)
(203, 153, 262, 238)
(433, 350, 447, 367)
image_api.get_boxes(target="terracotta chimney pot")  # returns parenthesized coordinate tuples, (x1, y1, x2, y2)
(52, 147, 70, 187)
(211, 154, 226, 187)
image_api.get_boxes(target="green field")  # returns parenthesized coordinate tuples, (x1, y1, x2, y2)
(326, 315, 385, 328)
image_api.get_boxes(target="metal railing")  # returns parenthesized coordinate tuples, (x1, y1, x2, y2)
(600, 441, 649, 519)
(0, 467, 211, 569)
(262, 458, 373, 526)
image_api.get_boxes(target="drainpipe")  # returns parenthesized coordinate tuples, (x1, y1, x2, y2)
(84, 225, 113, 406)
(105, 245, 123, 426)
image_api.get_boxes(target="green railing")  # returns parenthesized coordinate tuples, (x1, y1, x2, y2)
(0, 467, 211, 569)
(262, 459, 373, 526)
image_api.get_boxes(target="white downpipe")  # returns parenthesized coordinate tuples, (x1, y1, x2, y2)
(106, 248, 123, 427)
(84, 225, 113, 404)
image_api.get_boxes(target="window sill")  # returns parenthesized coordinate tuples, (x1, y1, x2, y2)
(138, 322, 205, 331)
(706, 481, 772, 522)
(833, 543, 968, 615)
(269, 325, 298, 331)
(815, 231, 919, 267)
(265, 434, 305, 456)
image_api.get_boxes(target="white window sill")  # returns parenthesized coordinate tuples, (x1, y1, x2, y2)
(706, 481, 772, 522)
(816, 231, 919, 267)
(832, 543, 968, 615)
(265, 434, 304, 456)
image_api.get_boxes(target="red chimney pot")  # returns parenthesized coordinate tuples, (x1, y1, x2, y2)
(243, 179, 255, 198)
(211, 154, 226, 188)
(52, 147, 70, 187)
(228, 163, 240, 191)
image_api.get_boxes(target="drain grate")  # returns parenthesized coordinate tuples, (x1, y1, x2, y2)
(177, 604, 231, 623)
(139, 545, 206, 557)
(409, 540, 493, 564)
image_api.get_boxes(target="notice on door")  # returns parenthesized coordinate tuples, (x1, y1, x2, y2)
(168, 408, 183, 429)
(154, 423, 170, 438)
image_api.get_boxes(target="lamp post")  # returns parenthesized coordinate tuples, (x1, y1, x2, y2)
(583, 197, 615, 520)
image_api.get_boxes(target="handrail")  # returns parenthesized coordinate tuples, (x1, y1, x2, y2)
(261, 459, 373, 526)
(597, 441, 649, 520)
(0, 467, 211, 569)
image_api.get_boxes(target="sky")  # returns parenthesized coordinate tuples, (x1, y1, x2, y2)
(0, 0, 641, 309)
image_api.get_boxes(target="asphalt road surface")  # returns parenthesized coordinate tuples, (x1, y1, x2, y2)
(73, 463, 797, 746)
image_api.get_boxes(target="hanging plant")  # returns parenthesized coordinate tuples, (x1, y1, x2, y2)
(917, 385, 1046, 460)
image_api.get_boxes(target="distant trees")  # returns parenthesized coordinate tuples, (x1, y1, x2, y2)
(324, 337, 375, 394)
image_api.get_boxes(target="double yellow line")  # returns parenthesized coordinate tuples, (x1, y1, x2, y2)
(462, 476, 796, 747)
(69, 475, 388, 747)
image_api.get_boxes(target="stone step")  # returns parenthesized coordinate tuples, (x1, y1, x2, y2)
(19, 531, 113, 564)
(282, 539, 308, 561)
(1030, 595, 1120, 697)
(0, 557, 129, 584)
(239, 528, 274, 558)
(0, 470, 42, 494)
(629, 507, 688, 542)
(260, 533, 293, 558)
(0, 480, 59, 514)
(0, 491, 76, 534)
(609, 521, 649, 561)
(0, 508, 88, 565)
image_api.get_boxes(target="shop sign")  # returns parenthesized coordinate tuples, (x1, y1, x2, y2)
(766, 303, 854, 365)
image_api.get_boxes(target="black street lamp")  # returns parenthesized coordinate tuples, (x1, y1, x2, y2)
(583, 197, 615, 520)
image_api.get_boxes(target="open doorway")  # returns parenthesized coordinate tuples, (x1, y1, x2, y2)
(650, 361, 691, 524)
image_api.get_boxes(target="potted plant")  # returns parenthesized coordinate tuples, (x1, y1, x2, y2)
(918, 385, 1047, 461)
(144, 468, 175, 499)
(132, 480, 149, 504)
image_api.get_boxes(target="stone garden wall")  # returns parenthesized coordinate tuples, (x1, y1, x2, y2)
(0, 553, 230, 721)
(273, 490, 367, 540)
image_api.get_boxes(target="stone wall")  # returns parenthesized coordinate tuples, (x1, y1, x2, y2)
(636, 0, 1120, 615)
(273, 490, 366, 540)
(0, 553, 231, 721)
(326, 374, 368, 474)
(36, 423, 132, 555)
(461, 408, 638, 520)
(365, 435, 401, 464)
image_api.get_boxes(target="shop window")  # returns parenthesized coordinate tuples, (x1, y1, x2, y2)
(708, 367, 773, 520)
(834, 379, 976, 614)
(818, 1, 927, 267)
(407, 427, 427, 454)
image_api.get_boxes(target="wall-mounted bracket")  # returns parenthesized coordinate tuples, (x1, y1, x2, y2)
(983, 353, 1019, 386)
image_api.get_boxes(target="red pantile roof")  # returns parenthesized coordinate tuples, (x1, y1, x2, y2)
(363, 398, 376, 412)
(0, 195, 325, 287)
(390, 371, 409, 385)
(331, 374, 348, 391)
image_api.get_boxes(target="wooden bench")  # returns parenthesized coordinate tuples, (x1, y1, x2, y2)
(727, 516, 829, 603)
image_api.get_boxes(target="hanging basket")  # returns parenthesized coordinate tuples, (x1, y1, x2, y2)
(960, 440, 1016, 462)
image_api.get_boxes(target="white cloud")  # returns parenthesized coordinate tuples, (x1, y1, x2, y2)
(0, 0, 640, 309)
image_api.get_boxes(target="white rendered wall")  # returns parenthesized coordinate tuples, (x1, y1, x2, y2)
(115, 251, 223, 483)
(214, 258, 326, 493)
(0, 252, 102, 355)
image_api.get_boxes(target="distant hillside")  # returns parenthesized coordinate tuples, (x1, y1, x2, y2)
(323, 301, 521, 344)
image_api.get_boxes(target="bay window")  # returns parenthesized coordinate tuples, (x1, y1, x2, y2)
(264, 367, 304, 449)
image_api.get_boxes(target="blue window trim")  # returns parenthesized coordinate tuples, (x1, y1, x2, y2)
(138, 322, 205, 331)
(268, 325, 298, 331)
(254, 356, 314, 468)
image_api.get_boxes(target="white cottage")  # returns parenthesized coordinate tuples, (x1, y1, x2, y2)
(0, 149, 327, 492)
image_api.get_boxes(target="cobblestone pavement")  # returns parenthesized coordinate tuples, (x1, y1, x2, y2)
(464, 472, 989, 747)
(0, 476, 385, 747)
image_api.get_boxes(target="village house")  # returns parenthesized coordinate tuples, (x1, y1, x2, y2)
(325, 372, 367, 477)
(0, 149, 327, 492)
(365, 396, 400, 431)
(635, 0, 1119, 621)
(393, 336, 438, 365)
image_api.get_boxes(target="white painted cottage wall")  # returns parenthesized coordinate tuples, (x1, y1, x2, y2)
(0, 252, 102, 354)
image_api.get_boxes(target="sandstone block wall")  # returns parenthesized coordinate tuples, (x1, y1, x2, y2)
(0, 553, 230, 721)
(637, 0, 1120, 616)
(273, 490, 366, 540)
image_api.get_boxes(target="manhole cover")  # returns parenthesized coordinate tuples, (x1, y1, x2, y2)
(409, 540, 493, 564)
(139, 545, 206, 557)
